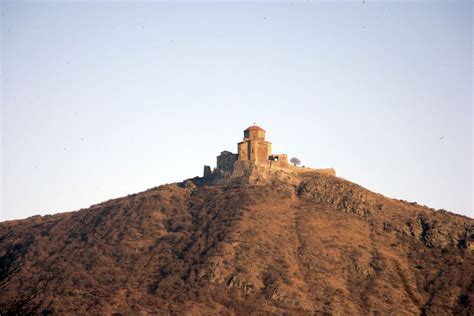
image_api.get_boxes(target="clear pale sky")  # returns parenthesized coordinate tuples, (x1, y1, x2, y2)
(1, 1, 472, 221)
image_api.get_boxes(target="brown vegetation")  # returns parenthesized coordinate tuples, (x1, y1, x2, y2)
(0, 172, 472, 314)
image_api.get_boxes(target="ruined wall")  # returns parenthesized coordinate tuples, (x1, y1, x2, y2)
(203, 165, 212, 177)
(269, 154, 289, 168)
(289, 166, 336, 176)
(217, 151, 238, 174)
(278, 154, 288, 164)
(313, 168, 336, 176)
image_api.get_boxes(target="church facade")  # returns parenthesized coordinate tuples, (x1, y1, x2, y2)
(206, 125, 290, 178)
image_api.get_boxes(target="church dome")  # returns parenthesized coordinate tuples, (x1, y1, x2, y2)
(244, 125, 265, 132)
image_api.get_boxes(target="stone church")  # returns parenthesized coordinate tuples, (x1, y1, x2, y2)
(203, 125, 335, 183)
(205, 125, 291, 178)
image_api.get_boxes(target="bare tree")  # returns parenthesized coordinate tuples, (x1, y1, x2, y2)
(290, 157, 301, 166)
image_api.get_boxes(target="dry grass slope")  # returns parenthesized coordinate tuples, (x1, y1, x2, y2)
(0, 173, 473, 314)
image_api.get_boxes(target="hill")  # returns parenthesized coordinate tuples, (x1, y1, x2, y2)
(0, 170, 472, 315)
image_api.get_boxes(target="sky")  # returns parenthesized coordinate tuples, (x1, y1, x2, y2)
(1, 1, 472, 221)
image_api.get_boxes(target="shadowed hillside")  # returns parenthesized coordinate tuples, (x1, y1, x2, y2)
(0, 172, 473, 314)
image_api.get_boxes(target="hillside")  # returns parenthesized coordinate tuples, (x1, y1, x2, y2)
(0, 171, 473, 315)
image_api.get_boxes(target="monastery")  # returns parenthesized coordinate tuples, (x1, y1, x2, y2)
(203, 126, 335, 183)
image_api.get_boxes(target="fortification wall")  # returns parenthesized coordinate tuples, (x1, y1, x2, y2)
(313, 168, 336, 176)
(287, 165, 336, 176)
(217, 152, 237, 172)
(204, 159, 337, 186)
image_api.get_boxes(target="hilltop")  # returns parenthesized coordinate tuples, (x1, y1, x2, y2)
(0, 169, 472, 314)
(0, 126, 472, 314)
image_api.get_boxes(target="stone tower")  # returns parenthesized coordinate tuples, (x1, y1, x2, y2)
(237, 125, 272, 163)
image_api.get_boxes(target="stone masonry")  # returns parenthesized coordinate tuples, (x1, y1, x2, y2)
(203, 125, 336, 183)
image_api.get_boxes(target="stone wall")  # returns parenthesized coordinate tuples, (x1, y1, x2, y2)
(269, 154, 289, 168)
(238, 139, 271, 162)
(203, 165, 212, 177)
(244, 129, 266, 140)
(237, 141, 249, 161)
(216, 151, 238, 176)
(313, 168, 336, 176)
